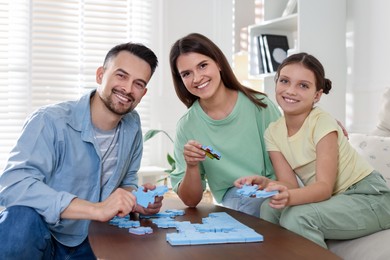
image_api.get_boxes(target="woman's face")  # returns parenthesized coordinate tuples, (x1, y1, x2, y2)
(176, 52, 223, 100)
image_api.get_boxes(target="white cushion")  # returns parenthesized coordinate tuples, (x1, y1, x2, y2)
(349, 133, 390, 186)
(328, 229, 390, 260)
(371, 87, 390, 136)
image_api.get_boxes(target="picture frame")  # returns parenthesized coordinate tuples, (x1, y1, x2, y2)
(262, 34, 289, 72)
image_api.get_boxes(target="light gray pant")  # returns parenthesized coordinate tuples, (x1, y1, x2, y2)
(221, 186, 267, 218)
(260, 171, 390, 248)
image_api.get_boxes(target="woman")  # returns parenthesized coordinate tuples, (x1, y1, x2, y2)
(235, 52, 390, 247)
(168, 33, 281, 217)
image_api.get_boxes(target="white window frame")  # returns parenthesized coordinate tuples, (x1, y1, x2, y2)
(0, 0, 155, 170)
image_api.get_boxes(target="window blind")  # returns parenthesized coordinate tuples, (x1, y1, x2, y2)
(0, 0, 153, 170)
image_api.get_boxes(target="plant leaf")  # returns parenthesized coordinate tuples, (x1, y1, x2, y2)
(143, 129, 174, 143)
(167, 153, 175, 166)
(143, 129, 163, 142)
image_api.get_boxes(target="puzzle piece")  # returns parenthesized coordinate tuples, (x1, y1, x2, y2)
(254, 189, 279, 198)
(152, 217, 178, 228)
(129, 226, 153, 235)
(236, 184, 259, 197)
(109, 208, 264, 245)
(165, 209, 185, 216)
(139, 209, 185, 219)
(236, 184, 278, 198)
(201, 145, 221, 160)
(132, 185, 169, 208)
(166, 212, 263, 246)
(153, 185, 169, 196)
(109, 216, 140, 228)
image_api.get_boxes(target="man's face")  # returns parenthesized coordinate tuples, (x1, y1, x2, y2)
(96, 51, 152, 116)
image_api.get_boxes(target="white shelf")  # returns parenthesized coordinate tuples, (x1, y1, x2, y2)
(247, 0, 347, 123)
(250, 14, 297, 31)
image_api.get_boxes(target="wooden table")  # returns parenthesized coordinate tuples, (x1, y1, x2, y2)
(89, 198, 341, 260)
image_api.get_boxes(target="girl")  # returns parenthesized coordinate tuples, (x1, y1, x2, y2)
(235, 52, 390, 248)
(169, 33, 281, 217)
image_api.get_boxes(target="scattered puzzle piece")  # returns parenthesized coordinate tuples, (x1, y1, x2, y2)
(129, 226, 153, 235)
(201, 145, 221, 160)
(109, 208, 264, 244)
(152, 217, 177, 228)
(109, 216, 140, 228)
(140, 209, 185, 219)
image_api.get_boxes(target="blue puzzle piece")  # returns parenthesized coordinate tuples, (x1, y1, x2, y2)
(140, 208, 186, 219)
(254, 189, 278, 198)
(110, 207, 264, 246)
(109, 216, 140, 228)
(132, 185, 169, 208)
(165, 211, 263, 246)
(236, 184, 278, 198)
(236, 184, 259, 197)
(201, 145, 221, 160)
(152, 217, 177, 228)
(165, 209, 185, 216)
(129, 226, 153, 235)
(153, 185, 169, 196)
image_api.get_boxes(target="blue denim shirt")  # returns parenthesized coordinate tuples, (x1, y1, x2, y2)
(0, 90, 142, 246)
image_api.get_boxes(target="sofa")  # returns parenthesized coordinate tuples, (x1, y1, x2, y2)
(327, 88, 390, 259)
(327, 133, 390, 259)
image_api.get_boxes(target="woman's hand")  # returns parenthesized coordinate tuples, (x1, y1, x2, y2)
(234, 175, 270, 190)
(183, 140, 206, 167)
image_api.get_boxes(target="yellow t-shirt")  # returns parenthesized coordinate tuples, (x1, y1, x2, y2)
(264, 107, 373, 194)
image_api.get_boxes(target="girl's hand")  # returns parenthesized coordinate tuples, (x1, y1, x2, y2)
(234, 175, 270, 189)
(183, 140, 206, 167)
(266, 183, 290, 209)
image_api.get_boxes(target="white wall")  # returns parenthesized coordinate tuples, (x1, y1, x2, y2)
(346, 0, 390, 133)
(148, 0, 234, 167)
(146, 0, 390, 168)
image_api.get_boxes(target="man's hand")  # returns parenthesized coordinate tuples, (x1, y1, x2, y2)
(133, 183, 164, 215)
(94, 188, 138, 221)
(61, 188, 137, 222)
(134, 195, 163, 215)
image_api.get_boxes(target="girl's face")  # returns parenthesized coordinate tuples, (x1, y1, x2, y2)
(275, 63, 322, 116)
(176, 52, 223, 100)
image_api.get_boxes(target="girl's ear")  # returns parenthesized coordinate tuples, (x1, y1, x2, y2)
(314, 89, 323, 103)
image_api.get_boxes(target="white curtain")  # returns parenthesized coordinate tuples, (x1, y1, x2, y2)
(0, 0, 153, 170)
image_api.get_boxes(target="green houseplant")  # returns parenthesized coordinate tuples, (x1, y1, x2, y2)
(143, 129, 175, 184)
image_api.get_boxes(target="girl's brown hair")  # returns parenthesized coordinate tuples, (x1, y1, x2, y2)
(275, 52, 332, 94)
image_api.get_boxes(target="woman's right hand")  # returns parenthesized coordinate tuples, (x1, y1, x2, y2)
(183, 140, 206, 167)
(234, 175, 270, 190)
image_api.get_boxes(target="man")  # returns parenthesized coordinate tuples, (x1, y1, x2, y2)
(0, 42, 162, 259)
